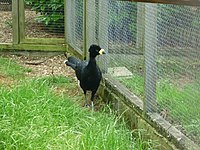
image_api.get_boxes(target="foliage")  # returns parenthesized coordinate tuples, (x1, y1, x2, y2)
(25, 0, 64, 31)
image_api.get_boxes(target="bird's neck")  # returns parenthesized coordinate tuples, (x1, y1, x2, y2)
(88, 57, 97, 68)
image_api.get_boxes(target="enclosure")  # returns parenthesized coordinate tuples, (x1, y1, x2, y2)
(0, 0, 200, 149)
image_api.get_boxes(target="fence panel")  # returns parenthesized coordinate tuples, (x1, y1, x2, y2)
(85, 0, 200, 145)
(96, 0, 144, 98)
(65, 0, 200, 145)
(155, 4, 200, 144)
(65, 0, 83, 52)
(0, 0, 12, 43)
(24, 0, 64, 39)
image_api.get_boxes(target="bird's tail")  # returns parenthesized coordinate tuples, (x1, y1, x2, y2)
(64, 56, 81, 71)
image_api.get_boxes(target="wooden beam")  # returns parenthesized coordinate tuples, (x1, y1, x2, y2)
(144, 4, 157, 113)
(21, 38, 65, 44)
(136, 3, 145, 49)
(64, 0, 67, 44)
(119, 0, 200, 6)
(19, 0, 25, 42)
(65, 0, 71, 43)
(98, 0, 109, 73)
(12, 0, 19, 44)
(83, 0, 87, 60)
(0, 43, 66, 51)
(86, 0, 96, 52)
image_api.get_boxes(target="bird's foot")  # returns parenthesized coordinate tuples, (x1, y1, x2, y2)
(84, 103, 90, 108)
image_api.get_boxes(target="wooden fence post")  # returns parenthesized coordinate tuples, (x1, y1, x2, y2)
(12, 0, 19, 44)
(136, 3, 145, 49)
(98, 0, 109, 73)
(18, 0, 25, 43)
(65, 0, 72, 44)
(83, 0, 87, 60)
(144, 3, 157, 113)
(86, 0, 96, 58)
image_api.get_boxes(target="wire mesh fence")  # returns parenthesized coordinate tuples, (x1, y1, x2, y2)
(0, 0, 199, 146)
(156, 4, 200, 144)
(0, 1, 12, 43)
(24, 0, 64, 39)
(71, 0, 199, 145)
(65, 0, 83, 52)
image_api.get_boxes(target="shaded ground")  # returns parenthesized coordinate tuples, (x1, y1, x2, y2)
(9, 54, 73, 78)
(0, 11, 12, 43)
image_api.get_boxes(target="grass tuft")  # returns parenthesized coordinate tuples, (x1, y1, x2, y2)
(0, 56, 31, 78)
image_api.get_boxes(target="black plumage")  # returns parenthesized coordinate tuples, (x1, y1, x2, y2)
(64, 44, 106, 109)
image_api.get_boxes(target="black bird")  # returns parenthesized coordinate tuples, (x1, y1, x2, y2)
(64, 44, 106, 109)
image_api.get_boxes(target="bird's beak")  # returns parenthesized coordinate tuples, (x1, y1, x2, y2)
(99, 49, 106, 55)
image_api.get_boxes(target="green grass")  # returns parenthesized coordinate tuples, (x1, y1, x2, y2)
(0, 77, 156, 149)
(0, 57, 157, 149)
(119, 74, 200, 144)
(0, 56, 31, 78)
(118, 74, 144, 99)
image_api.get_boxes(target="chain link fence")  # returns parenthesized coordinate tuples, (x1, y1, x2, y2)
(66, 0, 200, 145)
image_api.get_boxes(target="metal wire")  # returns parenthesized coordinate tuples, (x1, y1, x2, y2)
(24, 1, 64, 39)
(0, 1, 12, 43)
(1, 0, 199, 145)
(155, 4, 200, 144)
(65, 0, 83, 52)
(84, 0, 200, 144)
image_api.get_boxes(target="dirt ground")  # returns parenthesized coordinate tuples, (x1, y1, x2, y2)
(0, 53, 76, 90)
(0, 11, 12, 43)
(8, 54, 74, 78)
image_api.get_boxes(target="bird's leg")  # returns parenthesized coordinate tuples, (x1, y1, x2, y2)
(91, 101, 94, 111)
(84, 91, 89, 107)
(91, 91, 96, 111)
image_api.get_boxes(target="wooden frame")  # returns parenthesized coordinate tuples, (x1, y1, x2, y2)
(120, 0, 200, 6)
(12, 0, 19, 44)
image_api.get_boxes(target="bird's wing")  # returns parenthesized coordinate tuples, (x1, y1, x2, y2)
(75, 60, 88, 80)
(66, 56, 81, 70)
(65, 56, 88, 80)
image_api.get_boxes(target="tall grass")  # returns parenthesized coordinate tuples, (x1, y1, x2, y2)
(0, 76, 155, 149)
(0, 56, 157, 149)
